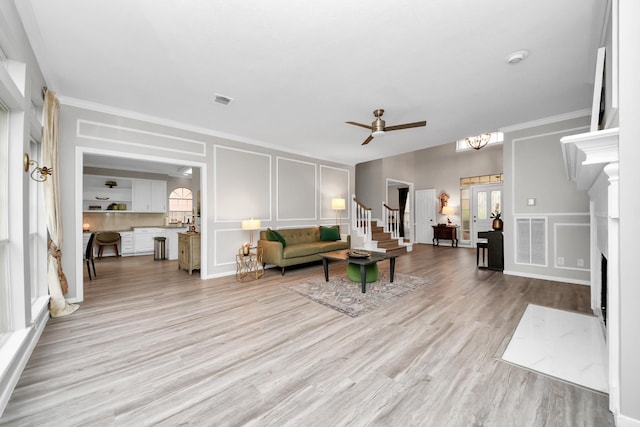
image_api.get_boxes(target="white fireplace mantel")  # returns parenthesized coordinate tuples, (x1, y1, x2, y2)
(560, 127, 620, 190)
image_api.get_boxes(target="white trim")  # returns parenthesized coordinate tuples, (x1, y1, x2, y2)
(503, 270, 590, 286)
(617, 414, 640, 427)
(76, 119, 207, 157)
(500, 109, 591, 133)
(513, 212, 589, 217)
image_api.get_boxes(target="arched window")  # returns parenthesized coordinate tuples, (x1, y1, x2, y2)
(169, 187, 193, 223)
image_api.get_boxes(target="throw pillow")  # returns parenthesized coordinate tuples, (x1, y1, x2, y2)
(320, 225, 340, 241)
(267, 228, 286, 247)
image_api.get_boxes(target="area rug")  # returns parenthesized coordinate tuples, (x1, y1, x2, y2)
(501, 304, 608, 393)
(287, 273, 433, 318)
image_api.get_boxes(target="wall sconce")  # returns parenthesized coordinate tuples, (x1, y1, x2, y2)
(241, 218, 261, 248)
(331, 198, 346, 226)
(24, 153, 53, 182)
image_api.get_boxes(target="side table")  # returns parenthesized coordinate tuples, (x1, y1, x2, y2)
(236, 247, 264, 281)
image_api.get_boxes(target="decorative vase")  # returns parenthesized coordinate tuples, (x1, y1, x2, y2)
(492, 218, 503, 231)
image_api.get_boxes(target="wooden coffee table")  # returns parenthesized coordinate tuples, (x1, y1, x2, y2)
(318, 249, 397, 293)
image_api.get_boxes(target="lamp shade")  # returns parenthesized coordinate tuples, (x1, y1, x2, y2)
(441, 206, 455, 215)
(241, 218, 261, 230)
(331, 198, 346, 210)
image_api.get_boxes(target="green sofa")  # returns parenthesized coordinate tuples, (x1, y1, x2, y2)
(258, 226, 350, 275)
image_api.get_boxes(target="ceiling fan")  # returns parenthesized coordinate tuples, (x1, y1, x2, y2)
(346, 109, 427, 145)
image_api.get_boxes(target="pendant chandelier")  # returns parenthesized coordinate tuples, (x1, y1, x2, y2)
(466, 133, 492, 150)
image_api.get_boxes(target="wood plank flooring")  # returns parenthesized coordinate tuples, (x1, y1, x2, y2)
(0, 244, 614, 426)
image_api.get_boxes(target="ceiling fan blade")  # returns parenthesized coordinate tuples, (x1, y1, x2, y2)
(361, 135, 374, 145)
(346, 121, 372, 130)
(384, 121, 427, 132)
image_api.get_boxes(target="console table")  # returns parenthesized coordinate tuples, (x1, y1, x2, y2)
(432, 225, 458, 247)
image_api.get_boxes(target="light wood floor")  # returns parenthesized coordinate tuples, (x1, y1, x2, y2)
(0, 244, 614, 426)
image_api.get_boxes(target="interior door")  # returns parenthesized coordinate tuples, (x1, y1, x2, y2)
(471, 184, 502, 246)
(415, 189, 436, 244)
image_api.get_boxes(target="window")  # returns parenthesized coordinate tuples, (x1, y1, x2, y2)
(169, 187, 193, 223)
(0, 100, 10, 341)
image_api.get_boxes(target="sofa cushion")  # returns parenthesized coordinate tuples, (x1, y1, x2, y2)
(320, 225, 340, 241)
(266, 228, 286, 247)
(282, 243, 323, 259)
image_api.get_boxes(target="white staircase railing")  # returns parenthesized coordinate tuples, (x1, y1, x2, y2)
(383, 203, 400, 240)
(351, 195, 372, 248)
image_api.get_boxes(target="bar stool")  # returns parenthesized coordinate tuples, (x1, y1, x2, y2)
(477, 239, 488, 266)
(95, 231, 121, 258)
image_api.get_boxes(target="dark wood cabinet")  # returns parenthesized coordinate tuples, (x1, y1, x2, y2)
(477, 230, 503, 271)
(432, 225, 458, 247)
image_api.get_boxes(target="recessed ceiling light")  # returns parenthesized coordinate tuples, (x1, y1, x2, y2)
(213, 94, 234, 106)
(505, 50, 529, 64)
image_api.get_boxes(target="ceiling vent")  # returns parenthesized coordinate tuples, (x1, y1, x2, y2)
(213, 94, 234, 106)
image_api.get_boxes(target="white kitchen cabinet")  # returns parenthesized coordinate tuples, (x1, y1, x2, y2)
(133, 227, 166, 255)
(165, 227, 188, 260)
(132, 179, 167, 213)
(120, 231, 134, 256)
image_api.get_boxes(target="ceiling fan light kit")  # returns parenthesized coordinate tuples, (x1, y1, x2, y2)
(346, 108, 426, 145)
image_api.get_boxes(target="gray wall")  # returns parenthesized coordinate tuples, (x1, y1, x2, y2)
(502, 115, 591, 283)
(57, 104, 355, 300)
(357, 142, 502, 226)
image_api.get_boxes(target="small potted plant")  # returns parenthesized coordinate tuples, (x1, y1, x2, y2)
(491, 210, 503, 231)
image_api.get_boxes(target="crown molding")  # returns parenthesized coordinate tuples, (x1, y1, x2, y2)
(500, 109, 591, 133)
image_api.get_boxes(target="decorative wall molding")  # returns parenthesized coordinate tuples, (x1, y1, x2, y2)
(319, 165, 350, 221)
(276, 157, 317, 221)
(214, 145, 271, 222)
(77, 119, 207, 156)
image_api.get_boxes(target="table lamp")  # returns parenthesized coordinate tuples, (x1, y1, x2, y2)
(331, 198, 346, 226)
(442, 206, 455, 224)
(241, 218, 261, 247)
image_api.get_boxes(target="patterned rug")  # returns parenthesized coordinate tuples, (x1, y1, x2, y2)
(287, 273, 434, 317)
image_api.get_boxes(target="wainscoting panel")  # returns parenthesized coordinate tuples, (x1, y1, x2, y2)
(77, 120, 206, 156)
(319, 165, 350, 221)
(277, 157, 316, 221)
(215, 146, 271, 222)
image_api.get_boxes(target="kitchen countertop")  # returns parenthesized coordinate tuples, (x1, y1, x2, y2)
(84, 225, 190, 233)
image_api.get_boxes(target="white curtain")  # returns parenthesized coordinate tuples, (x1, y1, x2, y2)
(43, 89, 78, 317)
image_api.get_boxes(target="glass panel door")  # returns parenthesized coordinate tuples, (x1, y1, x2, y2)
(471, 184, 502, 247)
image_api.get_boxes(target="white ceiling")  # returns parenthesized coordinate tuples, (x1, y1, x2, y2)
(16, 0, 607, 167)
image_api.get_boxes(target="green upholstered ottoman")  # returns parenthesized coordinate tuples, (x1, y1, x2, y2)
(347, 262, 379, 283)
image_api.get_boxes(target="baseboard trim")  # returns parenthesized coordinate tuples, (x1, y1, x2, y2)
(503, 270, 590, 286)
(617, 414, 640, 427)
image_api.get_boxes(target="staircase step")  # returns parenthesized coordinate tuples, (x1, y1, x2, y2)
(377, 239, 401, 249)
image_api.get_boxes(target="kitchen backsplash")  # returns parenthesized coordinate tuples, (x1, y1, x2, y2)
(83, 212, 166, 231)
